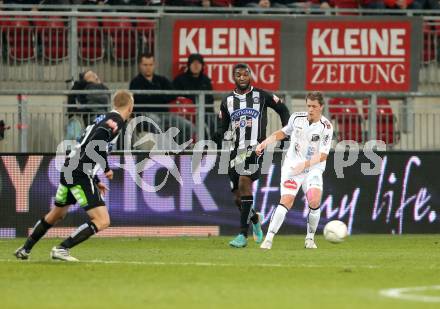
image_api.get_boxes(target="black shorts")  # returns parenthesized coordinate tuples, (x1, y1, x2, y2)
(54, 172, 105, 211)
(228, 148, 263, 192)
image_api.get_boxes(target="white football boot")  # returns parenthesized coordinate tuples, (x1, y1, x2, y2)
(304, 238, 317, 249)
(51, 246, 79, 262)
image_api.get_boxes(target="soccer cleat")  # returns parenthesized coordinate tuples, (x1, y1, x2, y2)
(14, 247, 30, 260)
(252, 212, 264, 244)
(305, 238, 317, 249)
(260, 239, 272, 250)
(229, 234, 248, 248)
(50, 246, 79, 262)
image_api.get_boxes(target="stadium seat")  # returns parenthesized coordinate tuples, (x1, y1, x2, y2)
(78, 17, 104, 62)
(423, 22, 436, 63)
(34, 16, 68, 61)
(362, 98, 399, 145)
(102, 17, 137, 61)
(169, 97, 196, 124)
(5, 17, 35, 61)
(328, 98, 363, 143)
(334, 0, 360, 15)
(135, 18, 155, 54)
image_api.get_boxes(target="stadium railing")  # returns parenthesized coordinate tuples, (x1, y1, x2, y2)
(0, 90, 439, 152)
(1, 7, 440, 88)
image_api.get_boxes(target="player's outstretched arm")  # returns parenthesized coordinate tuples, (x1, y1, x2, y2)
(256, 130, 286, 156)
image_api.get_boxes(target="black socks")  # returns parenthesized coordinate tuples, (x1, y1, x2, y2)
(23, 218, 53, 251)
(59, 222, 98, 249)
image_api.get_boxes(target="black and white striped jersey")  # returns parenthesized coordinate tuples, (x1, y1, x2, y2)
(64, 110, 125, 178)
(219, 87, 290, 150)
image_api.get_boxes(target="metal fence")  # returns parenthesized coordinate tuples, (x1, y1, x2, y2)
(0, 13, 156, 88)
(1, 90, 439, 152)
(1, 7, 440, 88)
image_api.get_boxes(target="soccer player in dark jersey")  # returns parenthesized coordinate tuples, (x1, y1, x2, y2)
(14, 90, 134, 262)
(218, 63, 290, 248)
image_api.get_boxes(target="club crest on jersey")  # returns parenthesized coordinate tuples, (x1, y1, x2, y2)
(230, 108, 260, 121)
(253, 97, 260, 104)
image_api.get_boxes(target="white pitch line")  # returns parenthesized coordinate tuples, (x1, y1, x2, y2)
(0, 258, 378, 269)
(380, 285, 440, 303)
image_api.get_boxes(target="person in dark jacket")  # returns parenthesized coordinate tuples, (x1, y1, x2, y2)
(129, 53, 195, 147)
(172, 53, 215, 138)
(172, 53, 214, 113)
(129, 53, 174, 113)
(68, 70, 109, 126)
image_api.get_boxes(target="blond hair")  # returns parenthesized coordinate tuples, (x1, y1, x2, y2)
(113, 90, 134, 109)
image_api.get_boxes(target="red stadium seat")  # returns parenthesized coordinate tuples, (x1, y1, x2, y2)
(423, 23, 436, 63)
(328, 98, 363, 143)
(34, 16, 68, 61)
(135, 18, 155, 54)
(78, 17, 104, 62)
(5, 17, 35, 61)
(362, 98, 398, 145)
(102, 17, 136, 61)
(169, 97, 196, 124)
(334, 0, 359, 15)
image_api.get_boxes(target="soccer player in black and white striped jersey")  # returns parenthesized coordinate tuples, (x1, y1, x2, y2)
(217, 63, 290, 248)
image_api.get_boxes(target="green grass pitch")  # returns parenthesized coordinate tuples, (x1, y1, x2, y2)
(1, 235, 439, 309)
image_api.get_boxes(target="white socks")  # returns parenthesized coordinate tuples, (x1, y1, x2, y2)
(266, 205, 288, 242)
(306, 208, 321, 240)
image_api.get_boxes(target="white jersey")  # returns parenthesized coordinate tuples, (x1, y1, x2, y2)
(282, 112, 333, 173)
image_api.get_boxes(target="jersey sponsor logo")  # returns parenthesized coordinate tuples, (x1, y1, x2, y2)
(311, 134, 320, 142)
(94, 114, 106, 124)
(283, 179, 298, 190)
(230, 108, 260, 120)
(234, 119, 253, 128)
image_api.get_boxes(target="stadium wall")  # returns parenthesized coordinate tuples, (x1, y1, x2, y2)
(0, 152, 438, 238)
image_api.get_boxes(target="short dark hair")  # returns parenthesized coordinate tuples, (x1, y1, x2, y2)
(306, 91, 325, 106)
(233, 63, 250, 73)
(138, 52, 154, 64)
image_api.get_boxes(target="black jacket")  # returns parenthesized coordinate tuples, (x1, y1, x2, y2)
(172, 71, 214, 113)
(129, 73, 174, 113)
(68, 81, 109, 115)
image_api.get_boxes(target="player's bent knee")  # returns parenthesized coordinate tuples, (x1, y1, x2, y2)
(280, 195, 295, 209)
(94, 218, 110, 231)
(308, 200, 320, 209)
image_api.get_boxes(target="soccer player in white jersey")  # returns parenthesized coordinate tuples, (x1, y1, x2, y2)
(256, 91, 333, 249)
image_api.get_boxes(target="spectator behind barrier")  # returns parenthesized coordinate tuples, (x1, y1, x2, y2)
(129, 53, 174, 113)
(172, 53, 214, 112)
(384, 0, 422, 9)
(67, 70, 109, 126)
(129, 53, 195, 148)
(172, 53, 215, 138)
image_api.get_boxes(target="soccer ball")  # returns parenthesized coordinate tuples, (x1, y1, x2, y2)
(323, 220, 348, 243)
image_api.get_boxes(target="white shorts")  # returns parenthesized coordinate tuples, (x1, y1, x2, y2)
(280, 164, 323, 196)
